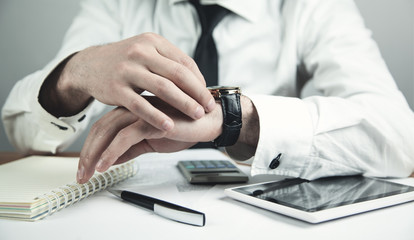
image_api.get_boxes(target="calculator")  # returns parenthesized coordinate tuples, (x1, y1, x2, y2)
(177, 160, 249, 184)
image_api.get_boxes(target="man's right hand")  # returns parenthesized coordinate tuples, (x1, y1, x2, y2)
(39, 32, 216, 131)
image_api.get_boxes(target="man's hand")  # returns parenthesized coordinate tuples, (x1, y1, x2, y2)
(39, 33, 216, 131)
(76, 96, 223, 184)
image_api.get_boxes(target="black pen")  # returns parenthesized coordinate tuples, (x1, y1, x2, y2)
(107, 189, 205, 226)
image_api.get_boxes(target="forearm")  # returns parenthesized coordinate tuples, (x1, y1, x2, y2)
(39, 53, 93, 117)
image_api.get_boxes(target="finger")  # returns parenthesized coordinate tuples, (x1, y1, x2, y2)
(145, 54, 216, 114)
(121, 88, 175, 131)
(149, 40, 216, 113)
(95, 119, 165, 172)
(127, 68, 206, 120)
(144, 96, 222, 142)
(78, 108, 135, 183)
(126, 34, 215, 113)
(151, 35, 205, 84)
(77, 108, 137, 183)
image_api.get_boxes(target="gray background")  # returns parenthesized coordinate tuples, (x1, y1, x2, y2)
(0, 0, 413, 152)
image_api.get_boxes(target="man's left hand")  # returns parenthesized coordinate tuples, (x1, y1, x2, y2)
(76, 96, 222, 184)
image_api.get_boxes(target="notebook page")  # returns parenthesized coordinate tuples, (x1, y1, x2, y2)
(0, 156, 79, 204)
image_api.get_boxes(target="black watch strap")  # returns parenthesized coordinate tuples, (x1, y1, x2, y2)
(214, 93, 242, 147)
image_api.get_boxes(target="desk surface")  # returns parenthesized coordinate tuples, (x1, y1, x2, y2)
(1, 149, 413, 240)
(0, 152, 79, 165)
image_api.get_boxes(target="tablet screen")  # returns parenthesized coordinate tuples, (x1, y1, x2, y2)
(233, 175, 414, 212)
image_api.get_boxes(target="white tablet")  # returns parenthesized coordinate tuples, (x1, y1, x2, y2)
(225, 175, 414, 223)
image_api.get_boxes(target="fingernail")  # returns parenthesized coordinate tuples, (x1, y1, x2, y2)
(194, 106, 204, 119)
(162, 119, 173, 131)
(77, 166, 85, 182)
(206, 98, 216, 112)
(96, 159, 105, 172)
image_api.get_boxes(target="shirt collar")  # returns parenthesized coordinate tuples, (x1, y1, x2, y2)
(169, 0, 263, 22)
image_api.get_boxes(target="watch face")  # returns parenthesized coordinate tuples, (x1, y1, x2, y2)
(208, 86, 241, 98)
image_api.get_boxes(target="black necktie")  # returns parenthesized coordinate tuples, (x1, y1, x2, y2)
(190, 0, 230, 86)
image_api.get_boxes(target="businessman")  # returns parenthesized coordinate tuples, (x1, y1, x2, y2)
(3, 0, 414, 184)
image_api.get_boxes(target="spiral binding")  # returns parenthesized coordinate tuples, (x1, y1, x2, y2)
(37, 160, 138, 220)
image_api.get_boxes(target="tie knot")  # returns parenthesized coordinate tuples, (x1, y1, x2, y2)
(190, 0, 230, 34)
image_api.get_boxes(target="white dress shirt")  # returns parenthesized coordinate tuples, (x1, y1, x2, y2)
(2, 0, 414, 180)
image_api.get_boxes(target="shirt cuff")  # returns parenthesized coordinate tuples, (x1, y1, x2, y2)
(28, 52, 97, 151)
(248, 95, 314, 178)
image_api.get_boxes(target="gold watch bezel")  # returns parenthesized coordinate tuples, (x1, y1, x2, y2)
(207, 86, 241, 99)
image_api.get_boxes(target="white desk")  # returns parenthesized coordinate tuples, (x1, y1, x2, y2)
(1, 149, 413, 240)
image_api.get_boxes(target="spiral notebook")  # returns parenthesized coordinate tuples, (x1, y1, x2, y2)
(0, 155, 137, 221)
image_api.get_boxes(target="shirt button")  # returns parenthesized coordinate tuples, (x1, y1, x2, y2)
(269, 153, 282, 169)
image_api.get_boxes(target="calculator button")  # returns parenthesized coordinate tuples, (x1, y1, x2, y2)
(205, 164, 215, 168)
(224, 162, 236, 168)
(182, 162, 195, 169)
(215, 163, 226, 168)
(194, 163, 206, 168)
(177, 160, 248, 183)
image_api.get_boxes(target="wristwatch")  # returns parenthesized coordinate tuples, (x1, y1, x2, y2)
(208, 86, 242, 147)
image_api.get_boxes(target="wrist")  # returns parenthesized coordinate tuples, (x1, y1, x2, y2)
(238, 96, 259, 146)
(208, 86, 242, 147)
(209, 102, 224, 141)
(225, 95, 259, 160)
